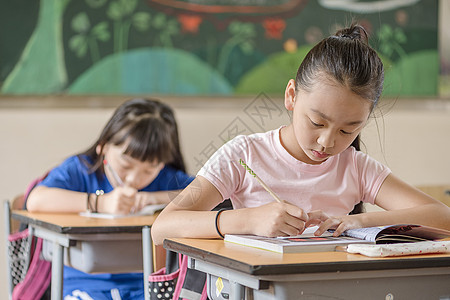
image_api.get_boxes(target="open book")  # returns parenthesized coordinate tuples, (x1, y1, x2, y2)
(224, 225, 450, 254)
(342, 224, 450, 243)
(79, 204, 166, 219)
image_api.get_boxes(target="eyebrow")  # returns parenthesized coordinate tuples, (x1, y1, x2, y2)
(311, 109, 364, 126)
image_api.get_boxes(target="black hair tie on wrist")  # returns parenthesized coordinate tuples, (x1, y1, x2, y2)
(215, 208, 227, 239)
(94, 190, 104, 213)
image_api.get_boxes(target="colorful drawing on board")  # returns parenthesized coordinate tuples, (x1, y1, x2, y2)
(0, 0, 442, 97)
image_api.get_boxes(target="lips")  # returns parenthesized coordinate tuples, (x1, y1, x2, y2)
(311, 150, 330, 159)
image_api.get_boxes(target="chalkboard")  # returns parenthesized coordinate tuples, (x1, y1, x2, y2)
(0, 0, 440, 97)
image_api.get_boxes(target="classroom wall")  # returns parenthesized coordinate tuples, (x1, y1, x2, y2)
(1, 96, 450, 299)
(1, 2, 449, 297)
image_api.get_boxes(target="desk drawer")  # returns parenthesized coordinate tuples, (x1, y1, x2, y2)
(42, 233, 143, 273)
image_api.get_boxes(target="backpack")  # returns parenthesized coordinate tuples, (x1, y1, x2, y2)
(148, 200, 232, 300)
(148, 251, 207, 300)
(7, 173, 52, 300)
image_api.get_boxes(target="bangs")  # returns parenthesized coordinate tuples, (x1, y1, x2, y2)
(111, 119, 175, 164)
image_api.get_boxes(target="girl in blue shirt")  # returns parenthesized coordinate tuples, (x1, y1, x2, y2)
(27, 98, 194, 299)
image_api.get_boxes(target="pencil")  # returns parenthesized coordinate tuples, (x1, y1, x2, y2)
(238, 159, 284, 203)
(104, 159, 138, 213)
(103, 159, 124, 186)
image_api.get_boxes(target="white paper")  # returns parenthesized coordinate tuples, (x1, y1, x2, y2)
(80, 204, 166, 219)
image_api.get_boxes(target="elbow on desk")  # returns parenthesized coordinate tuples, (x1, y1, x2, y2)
(25, 195, 40, 212)
(151, 220, 164, 246)
(25, 188, 47, 212)
(152, 216, 176, 246)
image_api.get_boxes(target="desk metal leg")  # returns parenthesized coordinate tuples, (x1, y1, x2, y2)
(51, 241, 64, 300)
(229, 281, 245, 300)
(142, 226, 153, 300)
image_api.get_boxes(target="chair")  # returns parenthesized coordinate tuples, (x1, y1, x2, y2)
(4, 197, 33, 300)
(416, 185, 450, 207)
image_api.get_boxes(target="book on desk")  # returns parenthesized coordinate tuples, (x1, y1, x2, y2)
(79, 203, 166, 219)
(224, 224, 450, 254)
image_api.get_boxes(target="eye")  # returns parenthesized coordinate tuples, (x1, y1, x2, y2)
(309, 119, 323, 127)
(340, 129, 352, 135)
(117, 160, 132, 170)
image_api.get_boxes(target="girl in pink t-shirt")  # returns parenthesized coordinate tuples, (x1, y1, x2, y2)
(152, 24, 450, 244)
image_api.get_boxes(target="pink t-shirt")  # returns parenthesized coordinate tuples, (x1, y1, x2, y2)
(198, 127, 391, 216)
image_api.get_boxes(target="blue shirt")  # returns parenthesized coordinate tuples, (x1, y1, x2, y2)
(38, 155, 193, 300)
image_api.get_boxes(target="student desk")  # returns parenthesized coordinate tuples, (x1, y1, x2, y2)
(12, 210, 158, 300)
(164, 238, 450, 300)
(416, 184, 450, 207)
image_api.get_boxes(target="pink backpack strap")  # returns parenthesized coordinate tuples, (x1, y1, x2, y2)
(12, 238, 51, 300)
(23, 171, 50, 207)
(172, 254, 207, 300)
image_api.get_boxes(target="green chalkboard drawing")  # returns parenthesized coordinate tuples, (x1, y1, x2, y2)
(69, 13, 110, 63)
(217, 22, 256, 76)
(377, 24, 407, 60)
(68, 48, 232, 94)
(107, 0, 155, 52)
(2, 0, 69, 94)
(234, 45, 312, 95)
(150, 13, 179, 47)
(383, 50, 438, 96)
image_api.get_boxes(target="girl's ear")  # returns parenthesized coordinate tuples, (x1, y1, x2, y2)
(96, 144, 107, 156)
(284, 79, 296, 111)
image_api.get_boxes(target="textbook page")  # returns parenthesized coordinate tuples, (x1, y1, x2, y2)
(343, 224, 450, 243)
(224, 226, 370, 254)
(343, 227, 384, 242)
(80, 204, 166, 219)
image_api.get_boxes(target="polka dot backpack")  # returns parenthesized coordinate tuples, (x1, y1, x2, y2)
(148, 251, 207, 300)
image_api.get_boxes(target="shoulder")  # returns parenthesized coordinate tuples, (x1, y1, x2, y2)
(340, 147, 391, 175)
(152, 166, 194, 189)
(49, 155, 93, 174)
(222, 130, 275, 153)
(39, 155, 98, 190)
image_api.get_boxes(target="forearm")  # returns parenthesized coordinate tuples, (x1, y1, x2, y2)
(26, 186, 88, 213)
(140, 190, 183, 205)
(353, 202, 450, 230)
(151, 210, 219, 245)
(152, 206, 255, 245)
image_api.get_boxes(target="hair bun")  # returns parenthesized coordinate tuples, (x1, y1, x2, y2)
(335, 24, 369, 44)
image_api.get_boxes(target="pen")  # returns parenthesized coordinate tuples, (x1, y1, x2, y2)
(104, 159, 138, 213)
(103, 159, 124, 186)
(238, 159, 284, 203)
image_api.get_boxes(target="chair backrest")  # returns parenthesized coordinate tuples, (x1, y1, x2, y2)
(8, 195, 25, 234)
(4, 199, 33, 300)
(4, 199, 14, 299)
(4, 172, 51, 299)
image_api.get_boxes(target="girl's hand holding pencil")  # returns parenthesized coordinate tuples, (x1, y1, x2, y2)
(102, 159, 139, 214)
(238, 159, 310, 237)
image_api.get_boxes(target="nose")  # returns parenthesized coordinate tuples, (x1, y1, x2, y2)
(317, 130, 335, 149)
(124, 171, 141, 189)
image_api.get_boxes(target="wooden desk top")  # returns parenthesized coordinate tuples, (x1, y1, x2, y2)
(164, 238, 450, 276)
(12, 210, 158, 234)
(416, 185, 450, 207)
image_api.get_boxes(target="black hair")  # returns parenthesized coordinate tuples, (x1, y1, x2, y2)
(295, 24, 384, 109)
(295, 24, 384, 215)
(78, 98, 187, 176)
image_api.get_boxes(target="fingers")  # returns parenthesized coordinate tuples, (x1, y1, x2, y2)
(284, 203, 309, 223)
(311, 214, 357, 237)
(109, 186, 138, 214)
(260, 202, 309, 237)
(306, 210, 333, 236)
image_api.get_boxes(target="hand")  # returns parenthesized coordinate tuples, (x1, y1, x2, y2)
(131, 192, 157, 212)
(247, 202, 309, 237)
(99, 186, 137, 214)
(307, 210, 365, 236)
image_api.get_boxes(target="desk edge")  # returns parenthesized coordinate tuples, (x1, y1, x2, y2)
(164, 239, 450, 276)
